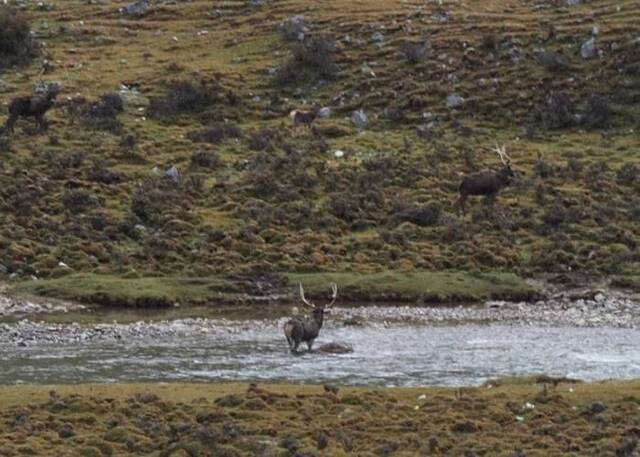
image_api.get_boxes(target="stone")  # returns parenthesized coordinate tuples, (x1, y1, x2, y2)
(581, 37, 596, 59)
(351, 109, 367, 129)
(164, 165, 180, 183)
(120, 0, 149, 15)
(446, 94, 464, 108)
(318, 107, 331, 118)
(371, 31, 384, 43)
(280, 15, 308, 42)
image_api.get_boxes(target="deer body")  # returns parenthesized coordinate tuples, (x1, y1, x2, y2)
(455, 145, 515, 214)
(5, 86, 59, 133)
(284, 283, 337, 353)
(290, 108, 318, 129)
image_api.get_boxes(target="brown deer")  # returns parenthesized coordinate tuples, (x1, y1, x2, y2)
(289, 105, 320, 129)
(4, 83, 60, 134)
(284, 283, 337, 353)
(455, 144, 515, 214)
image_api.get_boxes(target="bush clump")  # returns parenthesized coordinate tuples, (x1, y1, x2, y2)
(62, 189, 96, 214)
(0, 6, 38, 70)
(399, 41, 430, 63)
(580, 94, 610, 129)
(147, 80, 236, 118)
(187, 123, 242, 144)
(68, 93, 124, 132)
(190, 150, 222, 169)
(617, 162, 638, 186)
(276, 35, 338, 85)
(394, 202, 442, 227)
(539, 91, 574, 129)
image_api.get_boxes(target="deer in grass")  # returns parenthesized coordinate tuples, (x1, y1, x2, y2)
(454, 144, 515, 214)
(284, 283, 337, 353)
(4, 83, 60, 134)
(289, 105, 320, 130)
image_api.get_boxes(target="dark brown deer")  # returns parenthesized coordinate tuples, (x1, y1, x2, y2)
(4, 84, 60, 134)
(284, 283, 337, 353)
(289, 105, 320, 129)
(455, 144, 515, 214)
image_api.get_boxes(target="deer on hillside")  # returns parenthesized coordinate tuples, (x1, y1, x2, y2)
(284, 283, 337, 353)
(4, 83, 60, 134)
(289, 105, 320, 129)
(454, 144, 515, 214)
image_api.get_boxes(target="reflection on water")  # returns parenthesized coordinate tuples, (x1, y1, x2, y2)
(1, 324, 639, 386)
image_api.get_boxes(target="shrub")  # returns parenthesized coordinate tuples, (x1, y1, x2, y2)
(190, 150, 221, 168)
(62, 189, 96, 213)
(280, 14, 308, 42)
(276, 35, 338, 85)
(248, 128, 282, 151)
(187, 123, 242, 143)
(147, 80, 235, 118)
(580, 94, 610, 129)
(394, 202, 441, 227)
(534, 153, 554, 179)
(539, 91, 574, 129)
(399, 41, 430, 63)
(68, 93, 124, 132)
(617, 162, 638, 186)
(0, 6, 38, 70)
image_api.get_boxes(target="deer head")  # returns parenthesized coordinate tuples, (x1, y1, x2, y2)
(299, 282, 337, 321)
(494, 143, 515, 182)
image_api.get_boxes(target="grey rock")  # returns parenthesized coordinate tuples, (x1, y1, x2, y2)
(120, 0, 149, 15)
(164, 165, 180, 183)
(351, 109, 367, 129)
(318, 107, 331, 118)
(371, 31, 384, 43)
(581, 37, 597, 59)
(446, 94, 464, 108)
(280, 15, 308, 42)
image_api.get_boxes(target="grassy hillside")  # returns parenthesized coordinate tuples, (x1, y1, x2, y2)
(0, 0, 639, 288)
(1, 379, 639, 456)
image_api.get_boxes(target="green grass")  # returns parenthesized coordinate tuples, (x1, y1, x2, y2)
(11, 270, 536, 308)
(11, 273, 238, 307)
(286, 270, 536, 302)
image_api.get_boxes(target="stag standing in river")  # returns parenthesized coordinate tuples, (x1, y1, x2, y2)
(455, 144, 515, 214)
(284, 283, 337, 353)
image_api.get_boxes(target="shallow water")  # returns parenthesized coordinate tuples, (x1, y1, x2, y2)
(1, 319, 639, 386)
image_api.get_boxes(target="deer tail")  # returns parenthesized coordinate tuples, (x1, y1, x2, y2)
(289, 110, 298, 119)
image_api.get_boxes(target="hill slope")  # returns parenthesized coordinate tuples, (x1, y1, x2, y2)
(0, 0, 639, 291)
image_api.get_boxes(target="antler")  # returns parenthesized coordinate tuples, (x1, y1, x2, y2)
(299, 283, 315, 309)
(326, 283, 338, 308)
(494, 143, 511, 166)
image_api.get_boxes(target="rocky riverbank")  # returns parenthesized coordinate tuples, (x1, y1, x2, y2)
(1, 287, 638, 347)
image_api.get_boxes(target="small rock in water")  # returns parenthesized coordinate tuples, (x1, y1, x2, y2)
(316, 342, 353, 354)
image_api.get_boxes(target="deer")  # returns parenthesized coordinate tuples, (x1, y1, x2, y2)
(454, 144, 515, 215)
(283, 283, 337, 353)
(4, 83, 60, 134)
(289, 105, 320, 129)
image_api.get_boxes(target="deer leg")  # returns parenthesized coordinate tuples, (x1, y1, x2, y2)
(455, 194, 467, 215)
(5, 114, 17, 134)
(307, 340, 314, 352)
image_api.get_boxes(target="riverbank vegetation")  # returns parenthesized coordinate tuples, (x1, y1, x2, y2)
(10, 270, 536, 307)
(1, 378, 639, 456)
